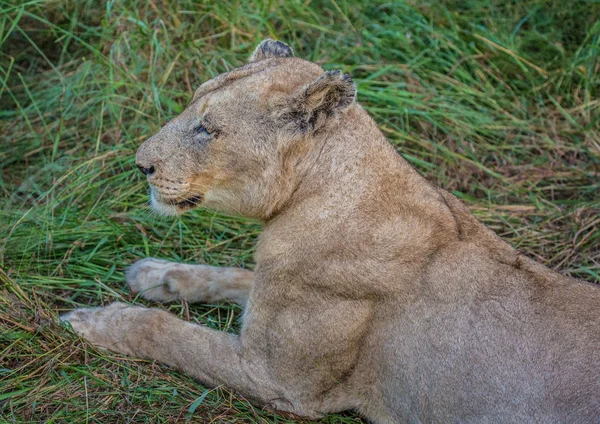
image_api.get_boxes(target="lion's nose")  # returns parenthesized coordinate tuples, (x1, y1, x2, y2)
(137, 164, 156, 176)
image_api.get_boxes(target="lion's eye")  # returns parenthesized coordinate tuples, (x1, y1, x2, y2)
(193, 124, 212, 136)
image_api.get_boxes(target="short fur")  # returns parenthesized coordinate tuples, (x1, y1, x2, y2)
(62, 40, 600, 423)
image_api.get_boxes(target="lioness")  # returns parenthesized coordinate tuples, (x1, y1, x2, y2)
(62, 40, 600, 423)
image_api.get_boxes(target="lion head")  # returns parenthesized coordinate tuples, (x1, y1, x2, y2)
(136, 39, 356, 219)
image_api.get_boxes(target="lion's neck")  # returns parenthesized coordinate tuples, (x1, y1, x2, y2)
(278, 106, 419, 217)
(256, 106, 457, 284)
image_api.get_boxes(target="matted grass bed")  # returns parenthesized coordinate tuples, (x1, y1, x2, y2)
(1, 1, 598, 422)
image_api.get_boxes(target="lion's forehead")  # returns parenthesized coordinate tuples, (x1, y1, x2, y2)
(192, 58, 324, 104)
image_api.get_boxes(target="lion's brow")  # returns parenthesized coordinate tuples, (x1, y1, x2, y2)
(192, 60, 275, 102)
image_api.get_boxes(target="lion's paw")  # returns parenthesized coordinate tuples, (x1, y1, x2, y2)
(60, 302, 134, 355)
(126, 258, 184, 302)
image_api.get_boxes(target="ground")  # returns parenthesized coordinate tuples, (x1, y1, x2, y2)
(1, 1, 599, 422)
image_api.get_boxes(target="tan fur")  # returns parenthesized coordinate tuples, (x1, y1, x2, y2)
(62, 40, 600, 423)
(126, 258, 253, 305)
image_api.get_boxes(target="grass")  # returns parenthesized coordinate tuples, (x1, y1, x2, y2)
(1, 0, 599, 422)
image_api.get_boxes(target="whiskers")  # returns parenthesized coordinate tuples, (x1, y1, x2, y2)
(138, 177, 248, 218)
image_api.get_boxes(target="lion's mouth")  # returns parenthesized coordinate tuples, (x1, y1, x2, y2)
(173, 195, 203, 208)
(158, 194, 203, 209)
(150, 186, 204, 215)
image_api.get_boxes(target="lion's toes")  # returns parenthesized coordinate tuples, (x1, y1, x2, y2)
(126, 258, 181, 302)
(61, 302, 128, 328)
(61, 302, 134, 353)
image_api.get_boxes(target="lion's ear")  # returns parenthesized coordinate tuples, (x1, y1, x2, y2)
(249, 39, 293, 62)
(288, 70, 356, 133)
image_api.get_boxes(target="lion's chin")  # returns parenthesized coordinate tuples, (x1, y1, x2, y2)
(150, 191, 202, 216)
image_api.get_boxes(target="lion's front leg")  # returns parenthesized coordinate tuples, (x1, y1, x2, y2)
(126, 258, 254, 305)
(61, 302, 299, 413)
(61, 303, 248, 385)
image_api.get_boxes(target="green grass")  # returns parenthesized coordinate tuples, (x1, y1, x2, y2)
(1, 0, 599, 422)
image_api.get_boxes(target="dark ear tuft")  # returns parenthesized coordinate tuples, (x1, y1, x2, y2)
(289, 70, 356, 132)
(249, 39, 294, 62)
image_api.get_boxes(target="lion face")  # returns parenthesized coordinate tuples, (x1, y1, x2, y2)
(136, 40, 356, 219)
